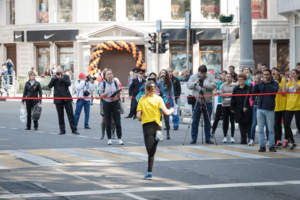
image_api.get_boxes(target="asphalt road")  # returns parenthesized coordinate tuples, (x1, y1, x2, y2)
(0, 101, 299, 200)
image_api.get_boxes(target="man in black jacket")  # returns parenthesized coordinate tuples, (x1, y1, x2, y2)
(48, 68, 79, 135)
(125, 68, 146, 120)
(167, 68, 181, 130)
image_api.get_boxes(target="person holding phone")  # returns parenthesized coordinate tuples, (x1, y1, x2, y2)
(158, 69, 176, 140)
(137, 81, 174, 180)
(98, 69, 123, 145)
(48, 68, 79, 135)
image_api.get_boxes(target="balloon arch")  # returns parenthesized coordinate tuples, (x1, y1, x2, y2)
(88, 41, 146, 77)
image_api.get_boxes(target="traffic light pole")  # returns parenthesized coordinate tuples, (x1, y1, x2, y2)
(157, 32, 161, 71)
(186, 29, 190, 71)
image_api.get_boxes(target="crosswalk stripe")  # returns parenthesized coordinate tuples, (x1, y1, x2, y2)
(157, 147, 218, 160)
(26, 149, 94, 165)
(186, 146, 269, 159)
(4, 150, 63, 166)
(0, 163, 8, 169)
(225, 144, 300, 158)
(95, 147, 168, 161)
(52, 149, 116, 164)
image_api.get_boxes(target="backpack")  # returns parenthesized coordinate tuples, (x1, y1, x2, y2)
(102, 81, 118, 91)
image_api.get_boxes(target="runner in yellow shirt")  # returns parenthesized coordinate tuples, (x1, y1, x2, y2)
(137, 81, 174, 180)
(282, 69, 300, 150)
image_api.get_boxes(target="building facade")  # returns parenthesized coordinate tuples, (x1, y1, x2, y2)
(0, 0, 290, 85)
(278, 0, 300, 70)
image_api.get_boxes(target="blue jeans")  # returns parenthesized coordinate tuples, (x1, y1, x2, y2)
(169, 99, 179, 128)
(191, 101, 212, 141)
(74, 99, 91, 128)
(257, 109, 275, 147)
(250, 105, 269, 141)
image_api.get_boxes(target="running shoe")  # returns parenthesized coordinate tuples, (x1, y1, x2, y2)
(266, 141, 269, 146)
(118, 139, 124, 145)
(155, 131, 164, 142)
(144, 172, 152, 180)
(275, 141, 282, 148)
(282, 140, 288, 149)
(222, 137, 227, 143)
(231, 137, 235, 143)
(107, 139, 112, 145)
(290, 143, 297, 150)
(248, 139, 254, 146)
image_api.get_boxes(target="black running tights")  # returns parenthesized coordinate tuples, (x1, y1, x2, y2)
(143, 122, 160, 172)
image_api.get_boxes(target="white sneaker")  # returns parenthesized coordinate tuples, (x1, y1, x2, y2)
(222, 137, 227, 143)
(266, 141, 269, 146)
(118, 139, 124, 145)
(231, 137, 235, 143)
(248, 139, 254, 146)
(107, 139, 112, 145)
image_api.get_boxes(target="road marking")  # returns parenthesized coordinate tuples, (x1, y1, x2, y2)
(96, 147, 168, 161)
(0, 163, 8, 169)
(0, 126, 6, 128)
(127, 142, 138, 144)
(35, 131, 44, 133)
(10, 128, 18, 130)
(1, 180, 300, 198)
(4, 150, 62, 166)
(78, 136, 88, 138)
(187, 146, 269, 159)
(55, 168, 147, 200)
(157, 147, 218, 160)
(52, 149, 115, 164)
(226, 144, 300, 158)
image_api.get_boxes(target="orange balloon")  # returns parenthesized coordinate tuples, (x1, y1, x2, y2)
(93, 61, 96, 65)
(141, 66, 145, 70)
(137, 61, 141, 65)
(97, 77, 102, 82)
(96, 44, 101, 47)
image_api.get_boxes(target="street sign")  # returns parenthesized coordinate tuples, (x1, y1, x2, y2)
(156, 20, 162, 33)
(185, 12, 191, 29)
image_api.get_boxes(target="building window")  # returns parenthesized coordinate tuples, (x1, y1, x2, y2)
(295, 15, 300, 64)
(251, 0, 267, 19)
(37, 48, 50, 76)
(58, 0, 73, 23)
(171, 0, 190, 20)
(200, 45, 222, 75)
(6, 0, 15, 25)
(58, 47, 74, 80)
(171, 45, 192, 74)
(126, 0, 144, 21)
(201, 0, 220, 20)
(36, 0, 49, 23)
(99, 0, 116, 21)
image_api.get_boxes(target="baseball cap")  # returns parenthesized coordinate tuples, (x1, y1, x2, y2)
(79, 73, 86, 79)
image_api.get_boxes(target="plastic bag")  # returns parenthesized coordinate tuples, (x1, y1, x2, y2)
(31, 104, 42, 121)
(20, 105, 27, 123)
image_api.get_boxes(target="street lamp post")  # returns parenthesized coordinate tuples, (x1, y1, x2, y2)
(239, 0, 255, 72)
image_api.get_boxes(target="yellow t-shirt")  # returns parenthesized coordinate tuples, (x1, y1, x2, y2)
(286, 80, 300, 111)
(137, 94, 164, 127)
(275, 78, 287, 112)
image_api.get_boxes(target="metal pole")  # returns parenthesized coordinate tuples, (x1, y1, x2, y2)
(186, 29, 190, 71)
(226, 27, 229, 70)
(157, 32, 161, 71)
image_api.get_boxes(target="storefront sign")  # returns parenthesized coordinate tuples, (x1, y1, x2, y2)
(27, 30, 78, 42)
(185, 12, 191, 29)
(162, 28, 223, 40)
(14, 31, 24, 42)
(17, 76, 51, 95)
(156, 20, 162, 33)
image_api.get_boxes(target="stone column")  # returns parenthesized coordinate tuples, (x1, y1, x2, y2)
(239, 0, 255, 72)
(82, 45, 91, 75)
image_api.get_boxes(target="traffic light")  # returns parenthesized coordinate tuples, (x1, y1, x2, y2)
(158, 32, 169, 54)
(148, 33, 157, 53)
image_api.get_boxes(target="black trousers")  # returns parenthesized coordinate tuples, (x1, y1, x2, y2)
(275, 111, 287, 142)
(143, 122, 160, 172)
(239, 122, 251, 143)
(212, 104, 222, 133)
(284, 110, 300, 144)
(55, 100, 77, 132)
(103, 100, 122, 139)
(26, 100, 38, 129)
(222, 107, 235, 137)
(128, 97, 137, 117)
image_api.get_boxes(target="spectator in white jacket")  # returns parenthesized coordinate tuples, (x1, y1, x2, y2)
(74, 73, 92, 129)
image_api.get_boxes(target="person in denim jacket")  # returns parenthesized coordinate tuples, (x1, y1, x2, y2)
(157, 69, 176, 140)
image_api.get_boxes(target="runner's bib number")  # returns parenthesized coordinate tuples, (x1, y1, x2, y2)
(289, 87, 296, 92)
